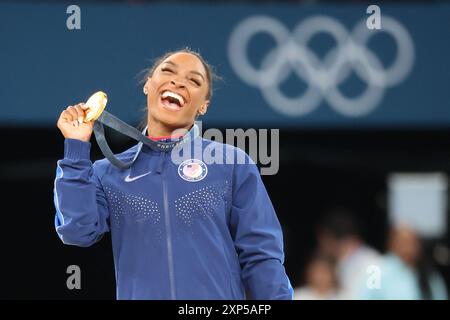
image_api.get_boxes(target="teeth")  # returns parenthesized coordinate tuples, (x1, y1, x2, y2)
(161, 91, 184, 105)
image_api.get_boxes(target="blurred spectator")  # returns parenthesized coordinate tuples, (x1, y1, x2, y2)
(359, 225, 448, 300)
(316, 208, 380, 299)
(294, 253, 341, 300)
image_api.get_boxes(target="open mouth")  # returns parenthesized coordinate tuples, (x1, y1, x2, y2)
(160, 90, 185, 111)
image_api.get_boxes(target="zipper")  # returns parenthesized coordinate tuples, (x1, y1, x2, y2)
(161, 151, 176, 300)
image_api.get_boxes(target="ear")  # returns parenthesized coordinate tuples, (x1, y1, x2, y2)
(145, 76, 151, 86)
(199, 100, 210, 115)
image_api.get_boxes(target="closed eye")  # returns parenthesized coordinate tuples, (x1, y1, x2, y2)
(191, 79, 201, 86)
(161, 67, 174, 73)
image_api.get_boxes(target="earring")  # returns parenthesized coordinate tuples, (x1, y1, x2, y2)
(143, 87, 148, 95)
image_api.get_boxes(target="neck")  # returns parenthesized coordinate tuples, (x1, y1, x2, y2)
(146, 117, 193, 138)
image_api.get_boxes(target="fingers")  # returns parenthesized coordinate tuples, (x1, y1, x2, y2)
(62, 103, 86, 127)
(65, 106, 79, 127)
(73, 104, 86, 123)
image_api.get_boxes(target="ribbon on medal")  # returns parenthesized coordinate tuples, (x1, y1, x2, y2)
(83, 91, 198, 169)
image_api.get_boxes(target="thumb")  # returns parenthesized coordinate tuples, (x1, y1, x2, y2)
(80, 103, 89, 110)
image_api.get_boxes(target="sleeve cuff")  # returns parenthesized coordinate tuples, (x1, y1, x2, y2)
(64, 138, 91, 160)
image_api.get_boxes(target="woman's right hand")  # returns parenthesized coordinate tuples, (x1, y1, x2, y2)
(57, 103, 94, 142)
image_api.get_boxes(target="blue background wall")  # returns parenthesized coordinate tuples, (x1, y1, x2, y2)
(0, 2, 449, 128)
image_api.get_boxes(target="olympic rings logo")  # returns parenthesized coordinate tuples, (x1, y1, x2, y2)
(228, 15, 415, 117)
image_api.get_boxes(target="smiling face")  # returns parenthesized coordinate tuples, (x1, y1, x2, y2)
(144, 52, 210, 135)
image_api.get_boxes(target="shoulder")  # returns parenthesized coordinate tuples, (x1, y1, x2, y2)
(198, 139, 263, 191)
(198, 137, 256, 166)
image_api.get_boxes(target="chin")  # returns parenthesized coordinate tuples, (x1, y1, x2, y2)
(158, 114, 191, 130)
(149, 104, 193, 129)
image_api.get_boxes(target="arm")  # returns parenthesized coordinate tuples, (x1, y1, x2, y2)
(229, 156, 293, 300)
(53, 138, 109, 247)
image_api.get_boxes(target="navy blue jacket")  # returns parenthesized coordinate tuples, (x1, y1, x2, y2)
(53, 128, 293, 300)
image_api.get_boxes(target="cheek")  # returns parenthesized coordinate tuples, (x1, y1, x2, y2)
(189, 89, 207, 109)
(147, 80, 161, 104)
(147, 91, 158, 110)
(147, 79, 159, 95)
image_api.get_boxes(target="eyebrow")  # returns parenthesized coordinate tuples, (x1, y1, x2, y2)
(162, 60, 205, 81)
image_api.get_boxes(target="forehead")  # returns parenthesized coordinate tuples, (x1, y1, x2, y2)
(161, 52, 207, 75)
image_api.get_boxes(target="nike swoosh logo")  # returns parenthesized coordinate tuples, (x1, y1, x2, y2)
(124, 171, 152, 182)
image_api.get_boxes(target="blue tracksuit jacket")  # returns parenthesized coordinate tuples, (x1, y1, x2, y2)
(53, 127, 293, 300)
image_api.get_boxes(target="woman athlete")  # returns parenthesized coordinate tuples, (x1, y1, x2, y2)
(54, 48, 293, 300)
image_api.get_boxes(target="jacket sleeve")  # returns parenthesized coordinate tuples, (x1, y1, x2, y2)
(229, 154, 293, 300)
(53, 138, 110, 247)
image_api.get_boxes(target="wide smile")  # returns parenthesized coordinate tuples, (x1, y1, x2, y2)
(160, 90, 186, 112)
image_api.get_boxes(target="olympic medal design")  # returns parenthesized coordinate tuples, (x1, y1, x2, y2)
(85, 91, 108, 122)
(178, 159, 208, 182)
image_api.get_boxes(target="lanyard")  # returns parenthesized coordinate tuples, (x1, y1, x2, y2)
(93, 110, 199, 169)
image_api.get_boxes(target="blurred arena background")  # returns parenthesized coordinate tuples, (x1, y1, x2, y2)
(0, 0, 449, 299)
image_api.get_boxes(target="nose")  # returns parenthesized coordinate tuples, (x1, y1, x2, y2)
(170, 79, 185, 88)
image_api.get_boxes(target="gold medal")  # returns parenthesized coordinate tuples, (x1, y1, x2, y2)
(84, 91, 108, 122)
